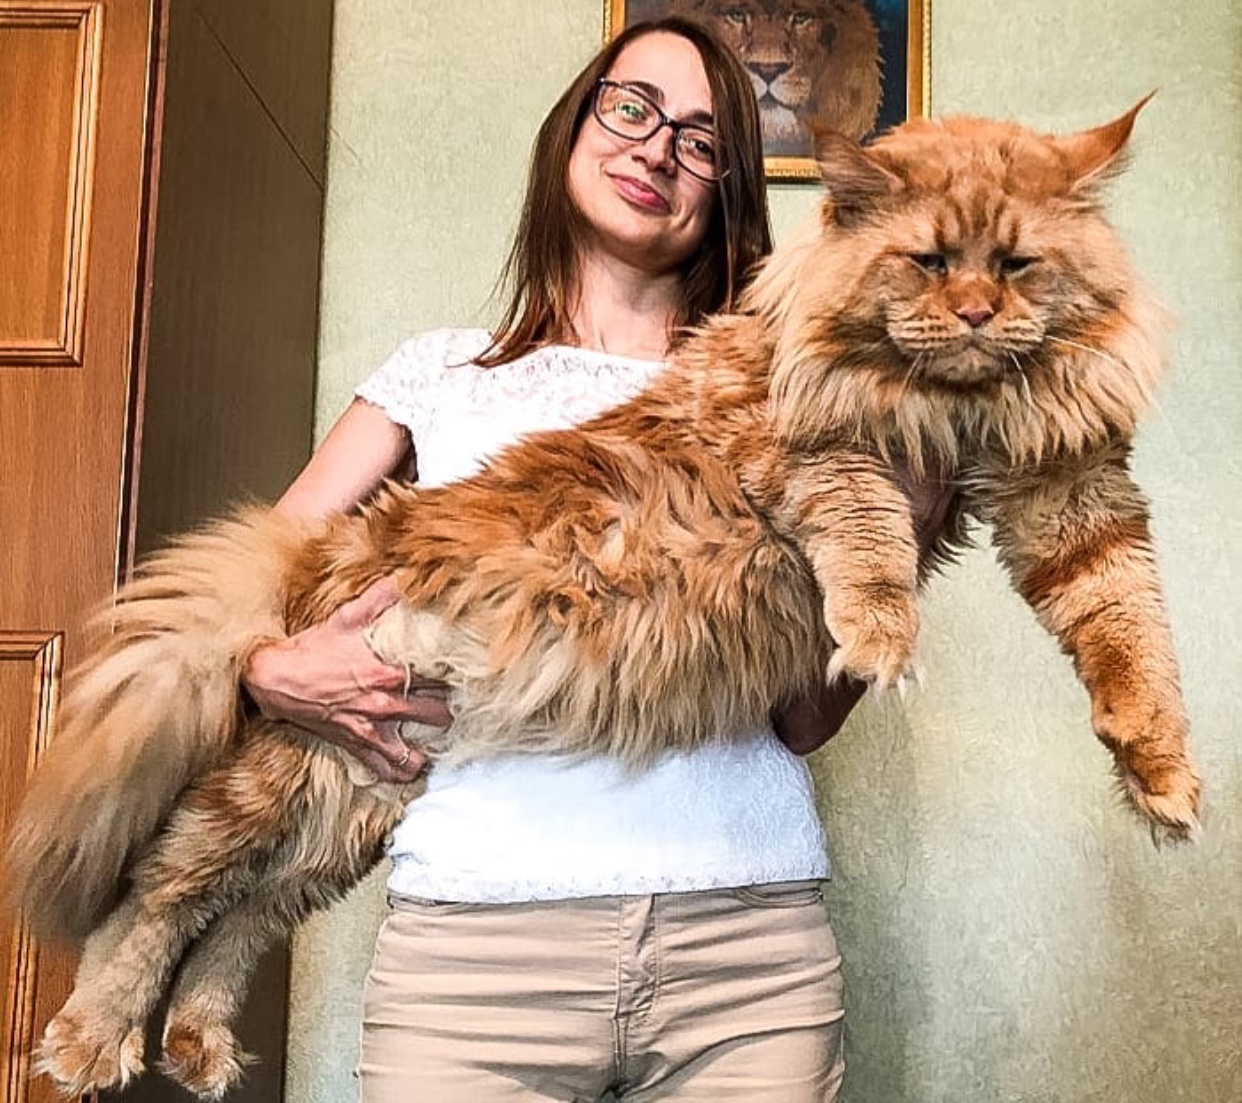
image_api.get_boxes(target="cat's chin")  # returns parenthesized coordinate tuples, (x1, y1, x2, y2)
(906, 350, 1012, 391)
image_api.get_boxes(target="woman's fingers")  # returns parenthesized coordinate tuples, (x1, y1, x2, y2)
(345, 687, 453, 727)
(328, 715, 429, 783)
(239, 574, 450, 781)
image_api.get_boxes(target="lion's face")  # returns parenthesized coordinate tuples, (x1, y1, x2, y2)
(674, 0, 882, 155)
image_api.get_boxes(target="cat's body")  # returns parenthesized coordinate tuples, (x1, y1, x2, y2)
(5, 105, 1198, 1100)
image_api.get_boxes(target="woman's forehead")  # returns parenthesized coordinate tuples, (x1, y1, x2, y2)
(607, 32, 713, 114)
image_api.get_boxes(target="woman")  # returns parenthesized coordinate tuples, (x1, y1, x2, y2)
(245, 17, 866, 1101)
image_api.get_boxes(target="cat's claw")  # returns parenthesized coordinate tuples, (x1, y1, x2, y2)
(36, 1010, 145, 1097)
(826, 626, 918, 690)
(824, 588, 920, 689)
(893, 664, 927, 698)
(827, 647, 916, 690)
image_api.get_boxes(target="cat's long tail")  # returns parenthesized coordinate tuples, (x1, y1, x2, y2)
(3, 507, 306, 941)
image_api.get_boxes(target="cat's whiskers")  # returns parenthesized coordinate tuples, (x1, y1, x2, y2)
(1045, 335, 1125, 370)
(898, 352, 926, 400)
(1008, 351, 1034, 407)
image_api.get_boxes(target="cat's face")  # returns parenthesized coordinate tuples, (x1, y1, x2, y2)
(816, 112, 1143, 393)
(845, 195, 1096, 390)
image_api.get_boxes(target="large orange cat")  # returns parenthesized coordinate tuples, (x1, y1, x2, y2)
(6, 102, 1198, 1100)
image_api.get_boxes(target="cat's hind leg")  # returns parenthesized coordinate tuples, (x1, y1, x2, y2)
(158, 891, 287, 1100)
(159, 813, 393, 1098)
(36, 825, 247, 1097)
(35, 730, 341, 1097)
(157, 759, 401, 1098)
(35, 896, 150, 1095)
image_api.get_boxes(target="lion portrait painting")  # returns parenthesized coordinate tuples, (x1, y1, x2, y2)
(616, 0, 918, 160)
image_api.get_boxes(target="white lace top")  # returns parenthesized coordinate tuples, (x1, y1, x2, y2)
(356, 328, 829, 902)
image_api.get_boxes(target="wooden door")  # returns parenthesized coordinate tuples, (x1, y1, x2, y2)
(3, 1, 329, 1098)
(1, 2, 158, 1101)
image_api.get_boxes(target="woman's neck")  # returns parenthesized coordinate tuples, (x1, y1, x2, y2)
(567, 251, 683, 361)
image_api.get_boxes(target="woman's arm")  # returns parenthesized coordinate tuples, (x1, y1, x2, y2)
(274, 398, 414, 522)
(241, 399, 448, 781)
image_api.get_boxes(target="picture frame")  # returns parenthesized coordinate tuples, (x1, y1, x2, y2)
(604, 1, 929, 182)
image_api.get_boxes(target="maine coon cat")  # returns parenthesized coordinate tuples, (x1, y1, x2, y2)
(5, 102, 1199, 1100)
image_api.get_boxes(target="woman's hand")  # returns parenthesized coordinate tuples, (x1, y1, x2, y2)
(773, 678, 867, 755)
(241, 578, 451, 782)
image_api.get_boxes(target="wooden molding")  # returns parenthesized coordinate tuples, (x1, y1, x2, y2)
(0, 632, 62, 1103)
(0, 630, 62, 774)
(0, 3, 102, 367)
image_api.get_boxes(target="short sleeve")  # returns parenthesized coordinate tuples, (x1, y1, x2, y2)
(354, 329, 489, 441)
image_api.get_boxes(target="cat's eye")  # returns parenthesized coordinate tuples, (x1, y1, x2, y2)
(999, 255, 1039, 276)
(909, 253, 949, 276)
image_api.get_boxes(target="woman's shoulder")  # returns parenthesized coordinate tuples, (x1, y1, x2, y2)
(387, 327, 494, 373)
(354, 328, 491, 438)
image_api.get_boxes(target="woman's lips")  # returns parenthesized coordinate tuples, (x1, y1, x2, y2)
(609, 172, 670, 213)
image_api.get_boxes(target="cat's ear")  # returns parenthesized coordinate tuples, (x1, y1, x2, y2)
(813, 127, 901, 224)
(1057, 93, 1155, 192)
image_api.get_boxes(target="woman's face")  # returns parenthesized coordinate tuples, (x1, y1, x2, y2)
(568, 32, 718, 275)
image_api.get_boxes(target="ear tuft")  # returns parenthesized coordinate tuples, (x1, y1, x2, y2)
(1057, 92, 1155, 191)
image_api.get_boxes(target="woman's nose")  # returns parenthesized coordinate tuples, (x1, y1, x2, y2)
(635, 122, 677, 172)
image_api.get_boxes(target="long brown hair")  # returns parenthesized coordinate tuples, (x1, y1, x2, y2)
(479, 17, 772, 366)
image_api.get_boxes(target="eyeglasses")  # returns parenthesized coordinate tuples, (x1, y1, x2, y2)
(592, 79, 726, 183)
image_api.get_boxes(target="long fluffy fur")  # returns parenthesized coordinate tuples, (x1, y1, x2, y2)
(6, 105, 1200, 1099)
(4, 510, 303, 938)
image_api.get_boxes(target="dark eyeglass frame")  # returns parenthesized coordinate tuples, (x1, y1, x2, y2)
(591, 79, 728, 183)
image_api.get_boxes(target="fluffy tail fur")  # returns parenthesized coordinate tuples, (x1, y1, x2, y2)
(3, 507, 305, 940)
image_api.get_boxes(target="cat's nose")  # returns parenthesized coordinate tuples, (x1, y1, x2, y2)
(955, 306, 995, 328)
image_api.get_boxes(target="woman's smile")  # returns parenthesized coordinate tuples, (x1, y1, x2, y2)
(608, 170, 671, 213)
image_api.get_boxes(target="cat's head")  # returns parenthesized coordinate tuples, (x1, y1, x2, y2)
(813, 100, 1152, 389)
(758, 100, 1168, 463)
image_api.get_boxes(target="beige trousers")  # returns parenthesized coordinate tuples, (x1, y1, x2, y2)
(357, 882, 845, 1102)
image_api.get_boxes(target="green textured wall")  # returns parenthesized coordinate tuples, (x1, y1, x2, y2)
(289, 2, 1241, 1100)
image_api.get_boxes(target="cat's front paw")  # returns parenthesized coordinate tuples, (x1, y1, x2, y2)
(1116, 748, 1202, 843)
(36, 1008, 145, 1097)
(162, 1017, 251, 1101)
(1096, 701, 1201, 842)
(825, 586, 920, 689)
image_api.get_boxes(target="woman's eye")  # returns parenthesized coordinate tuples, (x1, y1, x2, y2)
(910, 253, 949, 276)
(681, 133, 717, 163)
(999, 255, 1039, 276)
(616, 100, 649, 123)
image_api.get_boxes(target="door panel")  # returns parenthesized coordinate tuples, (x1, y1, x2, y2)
(0, 3, 155, 1101)
(0, 5, 98, 361)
